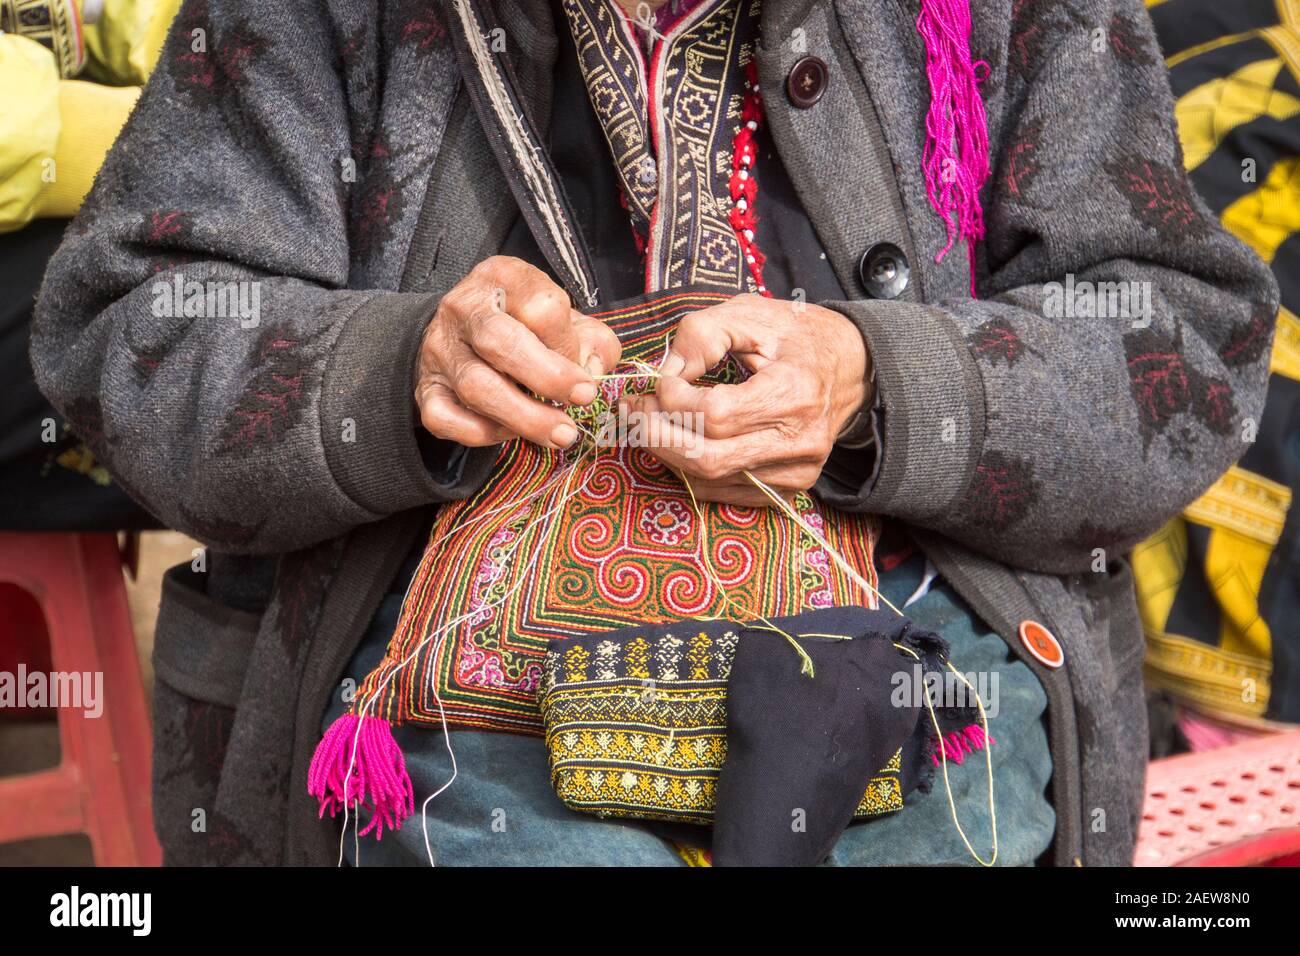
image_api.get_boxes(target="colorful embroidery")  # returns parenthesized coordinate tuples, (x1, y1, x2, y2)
(358, 290, 880, 734)
(562, 0, 655, 232)
(540, 625, 904, 823)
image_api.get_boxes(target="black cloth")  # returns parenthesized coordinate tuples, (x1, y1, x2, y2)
(714, 606, 946, 866)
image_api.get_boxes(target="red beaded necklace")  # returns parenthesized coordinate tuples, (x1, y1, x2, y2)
(729, 60, 771, 297)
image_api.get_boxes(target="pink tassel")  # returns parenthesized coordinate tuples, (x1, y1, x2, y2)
(308, 713, 414, 839)
(916, 0, 990, 296)
(932, 723, 995, 766)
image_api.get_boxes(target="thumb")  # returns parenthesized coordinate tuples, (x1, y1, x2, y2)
(572, 312, 622, 378)
(662, 305, 753, 382)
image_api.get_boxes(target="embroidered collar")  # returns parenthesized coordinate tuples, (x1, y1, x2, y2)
(561, 0, 763, 293)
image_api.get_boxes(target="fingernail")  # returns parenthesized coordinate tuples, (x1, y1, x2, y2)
(660, 352, 685, 377)
(552, 423, 578, 448)
(585, 355, 604, 377)
(569, 382, 597, 405)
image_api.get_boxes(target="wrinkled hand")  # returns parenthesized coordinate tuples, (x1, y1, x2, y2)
(625, 293, 873, 506)
(415, 256, 621, 449)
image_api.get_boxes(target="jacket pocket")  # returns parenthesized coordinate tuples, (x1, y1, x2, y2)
(150, 562, 262, 865)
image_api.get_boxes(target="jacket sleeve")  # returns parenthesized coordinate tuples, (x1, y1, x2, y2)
(31, 0, 488, 555)
(817, 0, 1280, 575)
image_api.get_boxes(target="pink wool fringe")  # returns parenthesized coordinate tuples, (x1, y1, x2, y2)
(932, 723, 994, 766)
(308, 713, 414, 839)
(917, 0, 989, 295)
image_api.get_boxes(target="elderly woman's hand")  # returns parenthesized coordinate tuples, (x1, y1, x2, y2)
(624, 293, 873, 506)
(415, 256, 621, 450)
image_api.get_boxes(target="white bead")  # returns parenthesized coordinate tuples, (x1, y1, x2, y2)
(747, 120, 757, 130)
(739, 170, 748, 180)
(744, 229, 754, 241)
(746, 255, 755, 264)
(737, 198, 748, 210)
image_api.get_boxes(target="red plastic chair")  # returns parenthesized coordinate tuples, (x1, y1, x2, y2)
(0, 532, 161, 865)
(1135, 729, 1300, 866)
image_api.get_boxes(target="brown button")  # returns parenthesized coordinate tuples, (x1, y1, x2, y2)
(1019, 620, 1065, 669)
(786, 56, 828, 108)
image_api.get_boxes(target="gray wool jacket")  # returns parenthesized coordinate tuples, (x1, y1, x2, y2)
(31, 0, 1279, 866)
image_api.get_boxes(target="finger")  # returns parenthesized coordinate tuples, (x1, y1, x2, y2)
(446, 340, 580, 449)
(653, 367, 794, 439)
(660, 299, 773, 381)
(623, 390, 825, 475)
(682, 469, 811, 511)
(623, 413, 816, 483)
(572, 313, 622, 378)
(673, 461, 820, 499)
(474, 256, 582, 361)
(728, 460, 824, 493)
(466, 308, 597, 405)
(416, 380, 516, 447)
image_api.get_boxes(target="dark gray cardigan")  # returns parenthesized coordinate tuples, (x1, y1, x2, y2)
(31, 0, 1279, 865)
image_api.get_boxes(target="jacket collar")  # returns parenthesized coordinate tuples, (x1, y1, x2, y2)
(448, 0, 599, 306)
(450, 0, 940, 306)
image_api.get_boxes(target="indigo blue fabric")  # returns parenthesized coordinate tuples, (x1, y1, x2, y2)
(324, 548, 1054, 866)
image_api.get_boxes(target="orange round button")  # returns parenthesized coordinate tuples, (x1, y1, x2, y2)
(1019, 620, 1064, 669)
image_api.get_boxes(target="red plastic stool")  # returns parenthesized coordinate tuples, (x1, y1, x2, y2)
(0, 532, 161, 865)
(1135, 729, 1300, 866)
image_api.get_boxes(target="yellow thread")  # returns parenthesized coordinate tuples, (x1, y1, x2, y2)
(743, 469, 903, 616)
(681, 472, 816, 676)
(893, 642, 998, 867)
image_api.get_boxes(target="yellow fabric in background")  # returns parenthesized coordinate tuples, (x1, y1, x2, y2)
(82, 0, 182, 86)
(0, 0, 181, 232)
(1135, 0, 1300, 722)
(40, 79, 142, 218)
(1174, 58, 1300, 171)
(1273, 307, 1300, 380)
(0, 34, 62, 231)
(1220, 155, 1300, 264)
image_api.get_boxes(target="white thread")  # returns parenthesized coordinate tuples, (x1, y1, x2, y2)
(903, 559, 939, 609)
(336, 451, 600, 865)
